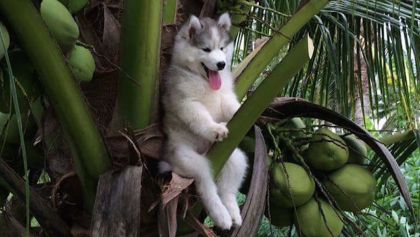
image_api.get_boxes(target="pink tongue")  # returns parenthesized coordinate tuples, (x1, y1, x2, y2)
(208, 70, 221, 90)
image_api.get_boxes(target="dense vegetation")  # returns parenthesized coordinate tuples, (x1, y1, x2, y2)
(0, 0, 418, 236)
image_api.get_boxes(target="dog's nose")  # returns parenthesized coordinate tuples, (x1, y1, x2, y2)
(217, 62, 225, 70)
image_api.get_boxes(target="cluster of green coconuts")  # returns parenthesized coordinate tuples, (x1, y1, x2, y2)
(40, 0, 95, 82)
(268, 118, 376, 237)
(0, 0, 93, 143)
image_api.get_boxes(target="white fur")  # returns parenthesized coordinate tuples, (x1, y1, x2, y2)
(203, 49, 226, 71)
(218, 13, 231, 31)
(161, 14, 248, 230)
(188, 15, 202, 37)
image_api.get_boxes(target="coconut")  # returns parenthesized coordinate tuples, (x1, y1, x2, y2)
(0, 51, 41, 113)
(295, 199, 343, 237)
(282, 117, 306, 130)
(342, 135, 368, 164)
(279, 117, 306, 137)
(270, 162, 315, 208)
(323, 164, 376, 212)
(40, 0, 79, 50)
(304, 128, 348, 171)
(67, 45, 95, 82)
(267, 201, 293, 227)
(277, 117, 309, 159)
(0, 22, 10, 59)
(58, 0, 88, 14)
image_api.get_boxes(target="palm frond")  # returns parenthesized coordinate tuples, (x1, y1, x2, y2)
(286, 0, 420, 130)
(372, 130, 420, 183)
(233, 0, 419, 131)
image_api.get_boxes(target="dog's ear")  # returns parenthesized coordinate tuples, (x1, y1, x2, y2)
(225, 42, 234, 67)
(218, 13, 231, 31)
(188, 15, 202, 39)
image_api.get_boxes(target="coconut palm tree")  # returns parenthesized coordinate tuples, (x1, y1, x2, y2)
(0, 0, 417, 236)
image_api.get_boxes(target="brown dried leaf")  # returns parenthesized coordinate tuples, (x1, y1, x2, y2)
(70, 225, 91, 237)
(140, 137, 163, 159)
(47, 151, 73, 180)
(106, 123, 164, 161)
(185, 211, 218, 237)
(135, 124, 165, 159)
(161, 173, 194, 207)
(200, 0, 216, 17)
(102, 5, 120, 61)
(76, 14, 108, 72)
(179, 0, 204, 19)
(78, 2, 122, 72)
(140, 173, 161, 231)
(51, 172, 90, 227)
(158, 196, 179, 237)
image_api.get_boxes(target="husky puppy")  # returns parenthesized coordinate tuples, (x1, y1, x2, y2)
(160, 13, 248, 230)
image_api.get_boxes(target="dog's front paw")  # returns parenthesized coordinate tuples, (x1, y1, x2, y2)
(231, 211, 242, 227)
(212, 209, 233, 230)
(211, 122, 229, 142)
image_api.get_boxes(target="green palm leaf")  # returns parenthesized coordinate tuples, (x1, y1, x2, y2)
(234, 0, 419, 131)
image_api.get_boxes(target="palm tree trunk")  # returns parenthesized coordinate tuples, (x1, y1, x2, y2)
(354, 24, 371, 126)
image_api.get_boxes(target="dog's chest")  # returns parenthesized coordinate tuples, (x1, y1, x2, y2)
(197, 90, 225, 121)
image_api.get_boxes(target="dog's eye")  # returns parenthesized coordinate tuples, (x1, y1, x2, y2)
(220, 47, 224, 50)
(202, 48, 211, 52)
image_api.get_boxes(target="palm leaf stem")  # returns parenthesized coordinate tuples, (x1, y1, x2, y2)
(163, 0, 177, 25)
(117, 0, 162, 129)
(234, 0, 329, 99)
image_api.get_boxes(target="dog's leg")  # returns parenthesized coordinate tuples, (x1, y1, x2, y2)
(221, 93, 240, 121)
(216, 148, 248, 226)
(170, 145, 233, 230)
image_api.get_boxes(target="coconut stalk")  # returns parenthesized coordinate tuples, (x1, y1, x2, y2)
(209, 36, 314, 177)
(117, 0, 162, 129)
(0, 0, 111, 208)
(235, 0, 329, 99)
(163, 0, 178, 25)
(379, 130, 415, 146)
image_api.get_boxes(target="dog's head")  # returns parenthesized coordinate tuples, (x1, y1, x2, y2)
(173, 13, 233, 90)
